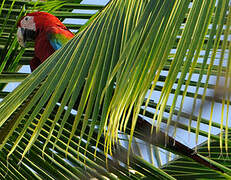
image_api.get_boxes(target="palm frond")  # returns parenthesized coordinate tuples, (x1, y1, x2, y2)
(162, 132, 231, 179)
(0, 0, 231, 179)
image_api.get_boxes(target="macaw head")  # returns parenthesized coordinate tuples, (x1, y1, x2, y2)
(17, 12, 64, 47)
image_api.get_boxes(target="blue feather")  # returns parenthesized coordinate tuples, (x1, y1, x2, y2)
(49, 38, 62, 50)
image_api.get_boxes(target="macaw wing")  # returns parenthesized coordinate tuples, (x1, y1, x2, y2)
(47, 26, 74, 51)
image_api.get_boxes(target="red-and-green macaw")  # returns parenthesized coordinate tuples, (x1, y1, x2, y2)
(17, 12, 74, 71)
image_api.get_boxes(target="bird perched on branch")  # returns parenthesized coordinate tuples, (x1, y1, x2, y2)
(17, 12, 74, 71)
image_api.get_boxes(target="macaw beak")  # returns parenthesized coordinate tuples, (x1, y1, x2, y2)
(17, 27, 26, 47)
(17, 27, 36, 47)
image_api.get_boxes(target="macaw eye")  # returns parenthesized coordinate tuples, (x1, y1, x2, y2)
(21, 16, 35, 31)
